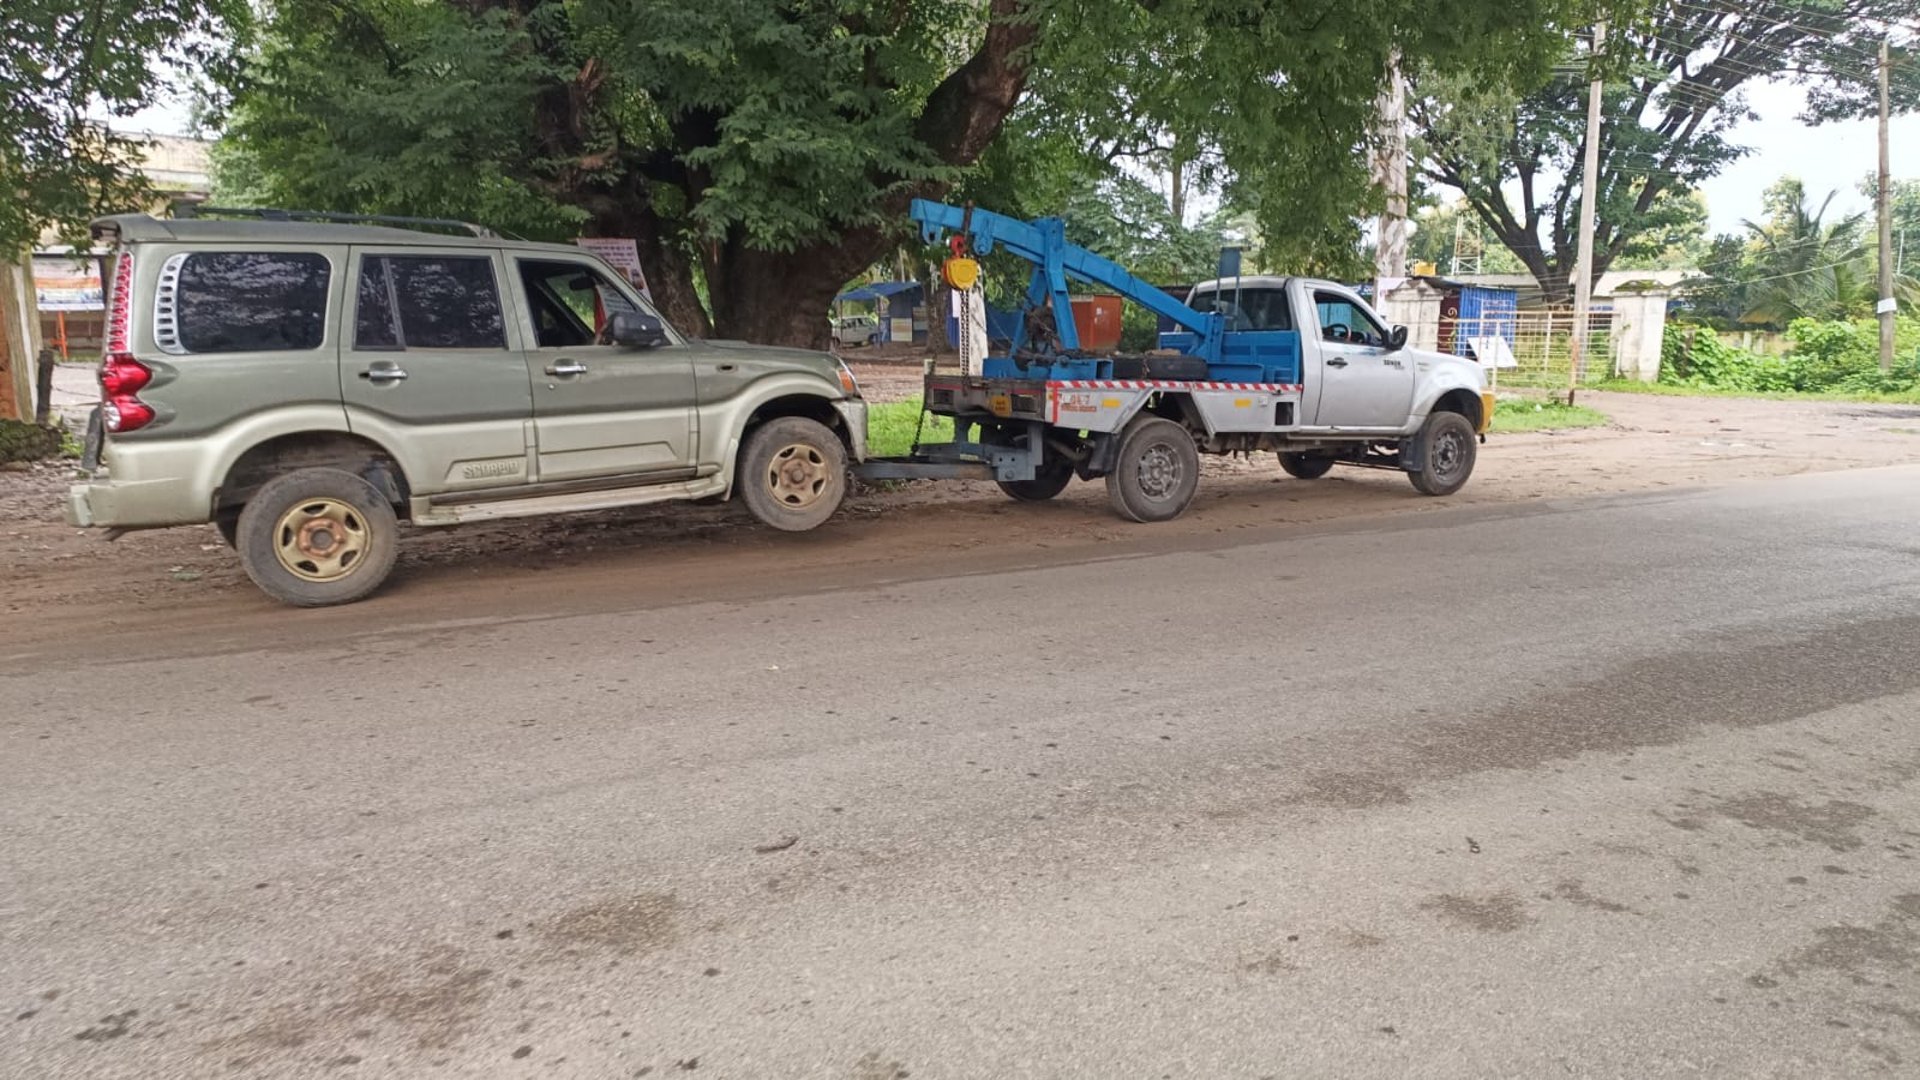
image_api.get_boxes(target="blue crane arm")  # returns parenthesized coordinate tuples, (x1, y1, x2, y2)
(910, 199, 1222, 356)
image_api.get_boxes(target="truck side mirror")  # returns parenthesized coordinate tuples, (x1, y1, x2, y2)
(609, 311, 669, 349)
(1387, 325, 1409, 351)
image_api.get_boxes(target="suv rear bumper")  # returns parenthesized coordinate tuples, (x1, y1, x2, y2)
(66, 475, 205, 529)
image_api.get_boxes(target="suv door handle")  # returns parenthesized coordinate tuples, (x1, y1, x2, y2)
(1324, 357, 1349, 368)
(545, 361, 589, 377)
(359, 364, 409, 384)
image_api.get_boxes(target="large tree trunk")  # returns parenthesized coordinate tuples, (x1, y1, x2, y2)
(697, 0, 1037, 348)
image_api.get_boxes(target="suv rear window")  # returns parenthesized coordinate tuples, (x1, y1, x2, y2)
(164, 252, 331, 353)
(355, 255, 506, 350)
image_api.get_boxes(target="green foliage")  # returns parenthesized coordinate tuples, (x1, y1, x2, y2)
(0, 420, 65, 463)
(1, 0, 249, 252)
(1682, 177, 1920, 330)
(1413, 0, 1914, 301)
(1660, 317, 1920, 394)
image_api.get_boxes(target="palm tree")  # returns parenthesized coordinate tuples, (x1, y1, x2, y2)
(1736, 182, 1875, 327)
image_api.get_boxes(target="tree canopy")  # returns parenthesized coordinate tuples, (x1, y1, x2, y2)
(213, 0, 1599, 345)
(1412, 0, 1919, 305)
(0, 0, 247, 253)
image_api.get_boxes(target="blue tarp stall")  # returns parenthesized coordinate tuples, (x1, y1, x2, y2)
(1437, 283, 1519, 358)
(835, 281, 926, 344)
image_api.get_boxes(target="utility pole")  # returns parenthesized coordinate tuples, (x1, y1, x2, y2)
(1569, 22, 1605, 405)
(1373, 52, 1409, 297)
(1878, 35, 1896, 371)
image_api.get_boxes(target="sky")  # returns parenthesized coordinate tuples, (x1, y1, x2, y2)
(1700, 78, 1919, 235)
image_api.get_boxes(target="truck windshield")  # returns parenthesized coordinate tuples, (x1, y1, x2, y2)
(1186, 287, 1293, 331)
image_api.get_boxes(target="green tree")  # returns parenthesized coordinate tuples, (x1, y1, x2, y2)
(1, 0, 248, 252)
(218, 0, 1598, 346)
(1413, 0, 1918, 306)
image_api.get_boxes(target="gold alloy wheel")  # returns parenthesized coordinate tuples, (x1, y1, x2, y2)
(766, 443, 831, 508)
(272, 498, 370, 582)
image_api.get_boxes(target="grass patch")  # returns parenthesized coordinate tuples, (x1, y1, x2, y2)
(1591, 379, 1920, 405)
(868, 395, 1603, 449)
(866, 398, 955, 458)
(1489, 397, 1609, 433)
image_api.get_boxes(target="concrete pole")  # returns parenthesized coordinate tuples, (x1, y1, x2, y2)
(1878, 36, 1896, 371)
(1373, 53, 1409, 297)
(1569, 23, 1606, 404)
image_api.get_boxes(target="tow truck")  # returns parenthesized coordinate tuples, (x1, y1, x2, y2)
(853, 200, 1496, 521)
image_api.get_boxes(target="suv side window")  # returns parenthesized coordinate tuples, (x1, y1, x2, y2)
(355, 255, 507, 350)
(159, 251, 330, 354)
(514, 259, 639, 348)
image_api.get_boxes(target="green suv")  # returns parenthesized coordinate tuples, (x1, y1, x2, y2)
(67, 210, 868, 606)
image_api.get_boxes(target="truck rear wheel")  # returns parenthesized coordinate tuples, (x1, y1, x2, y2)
(237, 467, 400, 607)
(738, 416, 848, 531)
(1278, 453, 1336, 480)
(1408, 411, 1477, 497)
(1105, 417, 1199, 523)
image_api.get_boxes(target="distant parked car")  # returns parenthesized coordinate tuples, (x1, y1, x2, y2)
(831, 314, 880, 347)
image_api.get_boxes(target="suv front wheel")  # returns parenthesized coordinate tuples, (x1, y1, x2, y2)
(737, 416, 848, 532)
(237, 467, 401, 607)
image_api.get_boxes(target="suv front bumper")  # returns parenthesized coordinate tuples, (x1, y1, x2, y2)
(833, 398, 869, 462)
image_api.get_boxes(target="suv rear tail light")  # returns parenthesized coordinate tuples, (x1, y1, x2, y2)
(100, 252, 156, 433)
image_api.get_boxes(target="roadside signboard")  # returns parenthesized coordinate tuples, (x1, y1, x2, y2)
(32, 256, 104, 311)
(573, 237, 653, 301)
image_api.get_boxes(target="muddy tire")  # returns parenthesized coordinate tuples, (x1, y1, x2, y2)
(738, 416, 848, 532)
(236, 468, 399, 607)
(1105, 416, 1200, 523)
(1278, 453, 1337, 480)
(1408, 410, 1478, 497)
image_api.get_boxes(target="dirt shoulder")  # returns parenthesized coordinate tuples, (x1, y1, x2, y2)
(5, 390, 1919, 658)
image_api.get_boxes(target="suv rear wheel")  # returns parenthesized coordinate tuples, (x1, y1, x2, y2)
(236, 467, 400, 606)
(738, 417, 848, 531)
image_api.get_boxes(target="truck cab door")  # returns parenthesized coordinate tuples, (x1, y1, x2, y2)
(1307, 287, 1414, 430)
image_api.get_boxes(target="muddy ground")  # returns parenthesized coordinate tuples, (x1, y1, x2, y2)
(6, 376, 1920, 653)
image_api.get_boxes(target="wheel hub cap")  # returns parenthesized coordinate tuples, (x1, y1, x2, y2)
(767, 444, 830, 507)
(274, 499, 369, 582)
(1138, 444, 1182, 500)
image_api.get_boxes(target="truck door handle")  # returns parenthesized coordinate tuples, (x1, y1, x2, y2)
(716, 363, 737, 372)
(545, 361, 589, 377)
(358, 364, 408, 384)
(1325, 358, 1349, 368)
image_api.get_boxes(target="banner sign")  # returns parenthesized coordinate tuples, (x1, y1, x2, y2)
(574, 238, 653, 301)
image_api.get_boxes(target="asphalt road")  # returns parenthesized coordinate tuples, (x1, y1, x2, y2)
(5, 467, 1920, 1079)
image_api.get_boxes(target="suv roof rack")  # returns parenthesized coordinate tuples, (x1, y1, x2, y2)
(175, 205, 502, 239)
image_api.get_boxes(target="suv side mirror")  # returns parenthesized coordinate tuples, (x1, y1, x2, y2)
(1387, 325, 1409, 351)
(609, 311, 669, 349)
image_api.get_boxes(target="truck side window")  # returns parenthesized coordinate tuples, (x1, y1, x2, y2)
(1189, 287, 1292, 331)
(1313, 292, 1387, 347)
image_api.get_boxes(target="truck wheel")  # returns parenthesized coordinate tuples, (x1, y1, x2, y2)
(1408, 411, 1478, 497)
(1105, 417, 1199, 523)
(739, 416, 848, 531)
(236, 467, 400, 607)
(1278, 453, 1336, 480)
